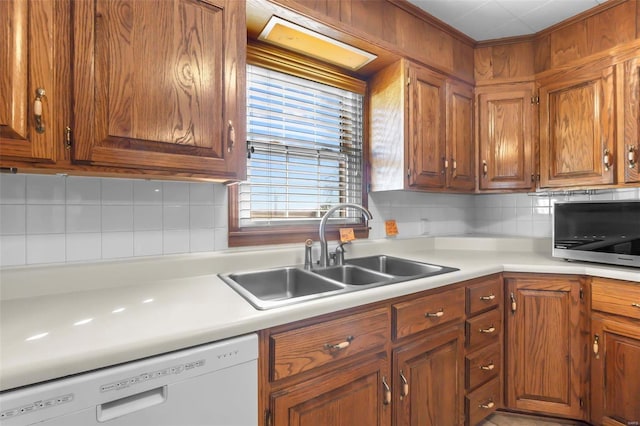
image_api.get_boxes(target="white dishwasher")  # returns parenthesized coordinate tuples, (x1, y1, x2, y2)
(0, 333, 258, 426)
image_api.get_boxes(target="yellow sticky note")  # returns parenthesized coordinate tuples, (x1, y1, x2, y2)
(339, 228, 356, 243)
(385, 220, 398, 236)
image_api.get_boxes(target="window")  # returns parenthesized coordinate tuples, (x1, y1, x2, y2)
(228, 44, 368, 247)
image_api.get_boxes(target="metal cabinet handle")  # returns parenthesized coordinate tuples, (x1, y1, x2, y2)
(628, 145, 638, 169)
(399, 370, 409, 400)
(227, 120, 235, 152)
(425, 309, 444, 318)
(603, 148, 612, 171)
(480, 362, 495, 371)
(324, 336, 353, 351)
(382, 376, 391, 405)
(482, 160, 488, 177)
(479, 294, 495, 301)
(451, 159, 457, 174)
(442, 158, 448, 174)
(632, 303, 640, 309)
(593, 334, 600, 359)
(479, 325, 496, 334)
(510, 292, 517, 314)
(34, 88, 45, 133)
(479, 401, 495, 409)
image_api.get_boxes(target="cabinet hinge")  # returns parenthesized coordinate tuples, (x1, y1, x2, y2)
(265, 410, 272, 426)
(531, 96, 540, 105)
(64, 126, 73, 150)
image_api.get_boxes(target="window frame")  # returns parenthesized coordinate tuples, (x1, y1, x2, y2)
(228, 42, 370, 248)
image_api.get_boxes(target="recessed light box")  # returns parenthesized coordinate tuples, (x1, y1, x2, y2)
(258, 16, 377, 71)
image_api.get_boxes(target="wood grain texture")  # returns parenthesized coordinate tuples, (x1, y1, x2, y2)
(474, 42, 535, 82)
(270, 307, 389, 381)
(466, 378, 500, 426)
(393, 286, 465, 340)
(465, 342, 501, 392)
(465, 308, 501, 351)
(477, 83, 535, 191)
(271, 353, 391, 426)
(447, 81, 475, 191)
(72, 0, 246, 178)
(466, 275, 502, 316)
(592, 277, 640, 320)
(1, 0, 56, 162)
(393, 326, 465, 426)
(539, 65, 616, 188)
(623, 57, 640, 183)
(505, 275, 587, 419)
(591, 314, 640, 425)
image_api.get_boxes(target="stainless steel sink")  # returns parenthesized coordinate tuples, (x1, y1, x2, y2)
(220, 267, 346, 310)
(345, 255, 457, 278)
(219, 255, 458, 310)
(312, 264, 394, 285)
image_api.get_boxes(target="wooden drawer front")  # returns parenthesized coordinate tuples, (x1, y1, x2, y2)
(466, 378, 500, 426)
(393, 287, 465, 340)
(271, 307, 389, 381)
(465, 342, 501, 391)
(466, 308, 501, 350)
(592, 277, 640, 320)
(466, 276, 502, 316)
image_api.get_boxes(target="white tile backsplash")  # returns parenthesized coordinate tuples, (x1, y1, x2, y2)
(1, 173, 638, 266)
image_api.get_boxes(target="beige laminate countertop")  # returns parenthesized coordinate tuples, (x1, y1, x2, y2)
(1, 236, 638, 392)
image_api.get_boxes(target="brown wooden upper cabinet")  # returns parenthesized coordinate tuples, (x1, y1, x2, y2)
(369, 60, 474, 192)
(539, 64, 616, 188)
(623, 57, 640, 184)
(476, 82, 536, 191)
(1, 0, 59, 164)
(71, 0, 246, 180)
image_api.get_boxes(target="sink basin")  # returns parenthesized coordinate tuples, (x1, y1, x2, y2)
(219, 267, 346, 310)
(312, 264, 393, 285)
(345, 255, 458, 278)
(219, 255, 459, 310)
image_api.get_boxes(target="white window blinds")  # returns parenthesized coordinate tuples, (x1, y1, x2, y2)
(240, 64, 364, 227)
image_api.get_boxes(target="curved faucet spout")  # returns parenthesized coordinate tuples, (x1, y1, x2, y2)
(318, 203, 373, 267)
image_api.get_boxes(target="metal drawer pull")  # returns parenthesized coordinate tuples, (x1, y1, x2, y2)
(479, 294, 495, 301)
(510, 292, 517, 314)
(480, 362, 495, 371)
(399, 370, 409, 400)
(632, 303, 640, 309)
(425, 309, 444, 318)
(382, 376, 391, 405)
(593, 334, 600, 359)
(479, 325, 496, 334)
(479, 400, 495, 409)
(34, 88, 45, 133)
(603, 148, 612, 171)
(324, 336, 354, 351)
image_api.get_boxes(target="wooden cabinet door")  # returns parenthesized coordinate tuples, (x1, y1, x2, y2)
(1, 0, 58, 163)
(393, 326, 464, 426)
(447, 81, 475, 191)
(591, 314, 640, 426)
(270, 354, 391, 426)
(407, 64, 447, 189)
(72, 0, 246, 179)
(623, 58, 640, 183)
(477, 83, 535, 191)
(539, 66, 615, 188)
(505, 275, 587, 419)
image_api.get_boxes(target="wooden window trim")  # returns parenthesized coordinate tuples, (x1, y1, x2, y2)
(228, 41, 370, 248)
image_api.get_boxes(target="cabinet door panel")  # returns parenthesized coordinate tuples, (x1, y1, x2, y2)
(73, 0, 245, 178)
(591, 315, 640, 426)
(1, 0, 56, 162)
(477, 84, 535, 190)
(394, 326, 464, 426)
(505, 275, 587, 419)
(408, 65, 447, 189)
(271, 354, 390, 426)
(448, 82, 475, 191)
(540, 66, 615, 187)
(623, 58, 640, 183)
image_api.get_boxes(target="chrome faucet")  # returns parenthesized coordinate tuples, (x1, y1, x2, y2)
(318, 203, 373, 267)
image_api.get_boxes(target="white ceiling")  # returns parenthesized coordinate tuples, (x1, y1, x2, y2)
(406, 0, 608, 41)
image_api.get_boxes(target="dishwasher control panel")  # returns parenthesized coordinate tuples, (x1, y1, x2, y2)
(99, 359, 206, 393)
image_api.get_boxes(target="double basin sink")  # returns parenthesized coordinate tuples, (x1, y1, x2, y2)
(219, 255, 458, 310)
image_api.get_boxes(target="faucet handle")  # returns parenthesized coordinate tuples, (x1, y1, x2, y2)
(333, 242, 349, 265)
(304, 239, 314, 270)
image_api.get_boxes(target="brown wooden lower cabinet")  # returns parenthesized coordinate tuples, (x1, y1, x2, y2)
(504, 273, 588, 420)
(393, 325, 465, 426)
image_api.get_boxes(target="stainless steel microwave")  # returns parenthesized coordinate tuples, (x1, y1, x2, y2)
(552, 200, 640, 268)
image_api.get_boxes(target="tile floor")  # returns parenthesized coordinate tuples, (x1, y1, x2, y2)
(481, 412, 588, 425)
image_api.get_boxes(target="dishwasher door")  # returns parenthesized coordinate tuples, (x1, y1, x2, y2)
(0, 333, 258, 426)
